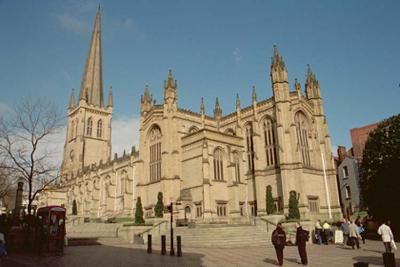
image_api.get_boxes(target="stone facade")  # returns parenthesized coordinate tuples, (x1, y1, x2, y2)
(337, 156, 360, 218)
(40, 8, 342, 222)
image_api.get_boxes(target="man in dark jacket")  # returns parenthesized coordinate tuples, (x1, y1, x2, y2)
(295, 222, 308, 265)
(271, 223, 287, 266)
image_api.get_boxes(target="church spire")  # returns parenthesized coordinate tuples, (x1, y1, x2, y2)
(164, 69, 177, 90)
(69, 89, 75, 111)
(107, 86, 113, 108)
(236, 94, 241, 110)
(79, 7, 104, 107)
(305, 64, 321, 99)
(252, 86, 257, 102)
(200, 97, 205, 114)
(214, 97, 222, 118)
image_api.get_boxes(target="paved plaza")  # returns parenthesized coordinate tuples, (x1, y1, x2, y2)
(2, 238, 399, 267)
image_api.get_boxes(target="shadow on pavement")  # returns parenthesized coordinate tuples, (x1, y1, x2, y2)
(362, 249, 384, 254)
(1, 243, 206, 267)
(353, 255, 399, 266)
(263, 257, 279, 265)
(285, 257, 298, 264)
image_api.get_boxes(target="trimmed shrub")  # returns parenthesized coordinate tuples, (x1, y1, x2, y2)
(135, 197, 145, 224)
(266, 185, 276, 215)
(288, 190, 300, 219)
(154, 192, 164, 218)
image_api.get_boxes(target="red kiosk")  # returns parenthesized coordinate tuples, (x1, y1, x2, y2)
(36, 206, 66, 253)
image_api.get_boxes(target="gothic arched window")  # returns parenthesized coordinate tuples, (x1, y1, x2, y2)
(149, 126, 162, 182)
(224, 128, 236, 136)
(97, 119, 103, 138)
(263, 118, 277, 167)
(213, 148, 224, 181)
(188, 126, 199, 134)
(87, 117, 93, 136)
(233, 151, 241, 182)
(245, 123, 255, 172)
(295, 112, 311, 166)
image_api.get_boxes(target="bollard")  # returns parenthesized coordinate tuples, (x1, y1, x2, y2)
(161, 235, 166, 255)
(177, 235, 182, 257)
(147, 234, 152, 254)
(382, 252, 396, 267)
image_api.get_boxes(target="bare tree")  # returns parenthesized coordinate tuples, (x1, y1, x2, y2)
(0, 168, 13, 201)
(0, 98, 62, 215)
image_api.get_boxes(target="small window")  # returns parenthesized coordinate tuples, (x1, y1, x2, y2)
(343, 166, 349, 178)
(97, 119, 103, 138)
(239, 203, 245, 216)
(308, 197, 319, 213)
(196, 203, 202, 217)
(216, 203, 227, 217)
(213, 148, 224, 181)
(86, 117, 93, 136)
(345, 186, 351, 199)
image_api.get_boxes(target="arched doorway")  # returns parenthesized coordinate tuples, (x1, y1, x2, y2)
(184, 206, 192, 225)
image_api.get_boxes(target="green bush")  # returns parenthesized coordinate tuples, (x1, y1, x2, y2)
(266, 185, 276, 215)
(288, 190, 300, 219)
(154, 192, 164, 218)
(135, 197, 145, 224)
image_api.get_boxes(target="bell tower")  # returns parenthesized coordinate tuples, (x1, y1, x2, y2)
(61, 7, 112, 182)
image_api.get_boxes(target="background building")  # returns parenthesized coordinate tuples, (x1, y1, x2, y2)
(336, 120, 381, 217)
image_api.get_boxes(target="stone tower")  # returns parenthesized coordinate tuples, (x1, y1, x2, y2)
(61, 7, 112, 182)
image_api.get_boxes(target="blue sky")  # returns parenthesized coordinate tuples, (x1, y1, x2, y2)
(0, 0, 399, 156)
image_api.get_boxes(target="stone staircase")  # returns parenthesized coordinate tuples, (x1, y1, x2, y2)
(155, 224, 273, 248)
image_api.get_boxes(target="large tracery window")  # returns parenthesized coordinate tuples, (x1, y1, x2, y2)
(149, 126, 162, 182)
(263, 118, 277, 167)
(295, 112, 311, 166)
(87, 117, 93, 136)
(213, 148, 224, 181)
(97, 119, 103, 138)
(233, 152, 241, 182)
(245, 123, 255, 172)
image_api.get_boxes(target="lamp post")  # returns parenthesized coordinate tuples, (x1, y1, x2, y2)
(169, 202, 175, 256)
(168, 201, 181, 256)
(321, 150, 332, 219)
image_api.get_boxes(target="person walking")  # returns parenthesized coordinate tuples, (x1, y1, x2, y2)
(295, 222, 308, 265)
(349, 220, 361, 249)
(271, 223, 287, 266)
(355, 216, 366, 244)
(341, 218, 350, 246)
(315, 220, 322, 244)
(377, 220, 394, 253)
(322, 221, 331, 244)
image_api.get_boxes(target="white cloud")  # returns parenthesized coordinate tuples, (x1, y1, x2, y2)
(233, 48, 242, 63)
(53, 0, 97, 34)
(54, 13, 90, 34)
(112, 116, 140, 157)
(112, 18, 134, 29)
(38, 126, 67, 170)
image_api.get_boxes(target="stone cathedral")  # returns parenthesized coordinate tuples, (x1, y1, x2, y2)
(41, 8, 342, 222)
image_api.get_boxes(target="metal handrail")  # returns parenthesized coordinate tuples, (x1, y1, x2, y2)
(138, 220, 168, 236)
